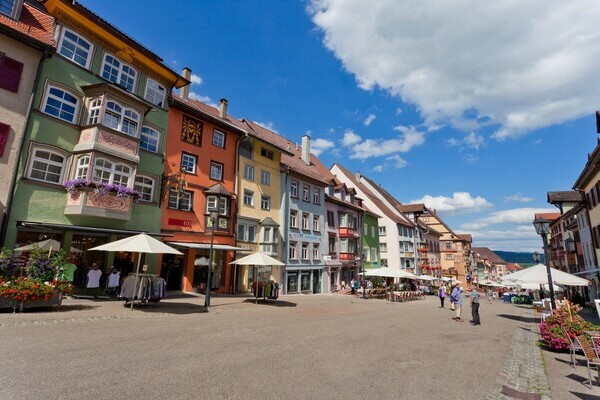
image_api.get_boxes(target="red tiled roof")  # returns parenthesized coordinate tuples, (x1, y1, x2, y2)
(171, 94, 247, 135)
(472, 247, 506, 264)
(534, 212, 561, 221)
(457, 234, 472, 242)
(0, 2, 55, 48)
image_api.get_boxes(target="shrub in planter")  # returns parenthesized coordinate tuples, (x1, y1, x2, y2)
(539, 300, 600, 352)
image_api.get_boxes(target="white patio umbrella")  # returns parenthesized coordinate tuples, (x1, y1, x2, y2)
(230, 252, 284, 303)
(478, 280, 505, 287)
(89, 233, 182, 309)
(417, 274, 436, 281)
(502, 263, 590, 287)
(14, 238, 81, 253)
(363, 267, 418, 279)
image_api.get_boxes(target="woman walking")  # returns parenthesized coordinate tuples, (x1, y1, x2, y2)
(438, 284, 447, 308)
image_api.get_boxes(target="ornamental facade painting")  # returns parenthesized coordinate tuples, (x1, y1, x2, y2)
(181, 115, 203, 146)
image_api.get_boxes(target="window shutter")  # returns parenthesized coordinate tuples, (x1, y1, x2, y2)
(0, 122, 9, 156)
(0, 56, 24, 93)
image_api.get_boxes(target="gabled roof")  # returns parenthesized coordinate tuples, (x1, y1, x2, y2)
(418, 208, 459, 238)
(0, 2, 55, 49)
(171, 94, 247, 135)
(398, 203, 427, 214)
(240, 119, 294, 155)
(534, 212, 561, 222)
(547, 191, 583, 204)
(574, 138, 600, 189)
(457, 234, 472, 243)
(331, 163, 412, 226)
(472, 247, 506, 264)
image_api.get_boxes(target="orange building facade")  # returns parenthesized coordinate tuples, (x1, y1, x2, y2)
(160, 83, 245, 294)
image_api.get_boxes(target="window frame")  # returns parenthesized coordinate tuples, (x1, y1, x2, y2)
(312, 188, 320, 204)
(260, 147, 274, 160)
(289, 241, 298, 260)
(212, 129, 226, 148)
(181, 152, 198, 175)
(134, 175, 156, 202)
(313, 244, 320, 260)
(101, 99, 140, 137)
(140, 126, 161, 153)
(301, 242, 309, 260)
(313, 215, 320, 232)
(0, 0, 21, 19)
(261, 170, 271, 186)
(92, 158, 132, 186)
(41, 83, 81, 124)
(168, 189, 193, 211)
(260, 195, 271, 211)
(143, 78, 166, 108)
(302, 185, 309, 202)
(206, 195, 228, 215)
(243, 189, 254, 207)
(100, 53, 138, 92)
(25, 144, 69, 185)
(290, 180, 298, 198)
(209, 161, 224, 181)
(243, 164, 254, 181)
(290, 209, 298, 228)
(57, 27, 94, 69)
(302, 212, 310, 230)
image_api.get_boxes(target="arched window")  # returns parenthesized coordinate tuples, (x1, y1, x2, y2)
(102, 101, 139, 136)
(134, 175, 156, 202)
(75, 155, 90, 179)
(93, 158, 131, 186)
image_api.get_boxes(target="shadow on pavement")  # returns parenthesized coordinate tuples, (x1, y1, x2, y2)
(569, 392, 600, 400)
(496, 313, 538, 323)
(242, 299, 297, 307)
(0, 304, 99, 314)
(126, 302, 208, 315)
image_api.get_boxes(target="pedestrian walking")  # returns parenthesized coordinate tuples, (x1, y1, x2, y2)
(451, 285, 463, 322)
(487, 289, 493, 304)
(438, 284, 446, 308)
(449, 284, 456, 311)
(471, 287, 481, 325)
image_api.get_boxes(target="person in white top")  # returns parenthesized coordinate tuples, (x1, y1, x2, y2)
(86, 263, 102, 288)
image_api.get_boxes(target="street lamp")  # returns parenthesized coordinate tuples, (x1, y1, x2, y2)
(533, 217, 556, 310)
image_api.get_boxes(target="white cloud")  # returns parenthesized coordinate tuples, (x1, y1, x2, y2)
(342, 130, 362, 146)
(464, 132, 484, 150)
(363, 113, 376, 126)
(504, 193, 534, 203)
(311, 138, 336, 156)
(411, 192, 492, 216)
(446, 138, 460, 147)
(309, 1, 600, 139)
(395, 107, 403, 115)
(348, 125, 425, 159)
(460, 207, 555, 230)
(533, 139, 543, 145)
(385, 154, 408, 169)
(190, 74, 203, 85)
(372, 165, 385, 172)
(463, 154, 479, 164)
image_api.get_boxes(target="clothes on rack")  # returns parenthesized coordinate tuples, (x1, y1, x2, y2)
(251, 280, 279, 300)
(118, 274, 166, 303)
(86, 268, 102, 288)
(107, 271, 121, 288)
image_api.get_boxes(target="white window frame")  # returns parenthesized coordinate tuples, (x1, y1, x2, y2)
(102, 100, 140, 137)
(313, 244, 320, 260)
(313, 215, 320, 232)
(243, 189, 254, 207)
(289, 241, 298, 260)
(41, 84, 80, 124)
(301, 242, 309, 260)
(290, 209, 298, 228)
(212, 129, 225, 148)
(237, 222, 257, 242)
(0, 0, 20, 19)
(168, 189, 192, 211)
(302, 212, 310, 230)
(206, 195, 228, 215)
(134, 175, 156, 202)
(260, 195, 271, 211)
(144, 78, 166, 108)
(312, 188, 320, 204)
(101, 53, 137, 92)
(302, 185, 309, 202)
(379, 226, 387, 236)
(290, 181, 298, 198)
(181, 153, 197, 174)
(261, 170, 270, 185)
(75, 155, 90, 179)
(26, 144, 69, 184)
(57, 27, 94, 69)
(92, 158, 132, 186)
(210, 161, 223, 181)
(380, 243, 387, 252)
(244, 164, 254, 181)
(140, 126, 161, 153)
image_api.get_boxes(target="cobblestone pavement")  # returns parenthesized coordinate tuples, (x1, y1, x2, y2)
(0, 293, 597, 399)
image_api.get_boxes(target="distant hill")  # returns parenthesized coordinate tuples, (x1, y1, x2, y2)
(493, 251, 542, 264)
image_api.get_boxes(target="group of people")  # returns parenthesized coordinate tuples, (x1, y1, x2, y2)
(438, 283, 481, 325)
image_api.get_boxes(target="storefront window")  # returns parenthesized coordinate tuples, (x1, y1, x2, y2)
(287, 272, 298, 293)
(301, 271, 311, 291)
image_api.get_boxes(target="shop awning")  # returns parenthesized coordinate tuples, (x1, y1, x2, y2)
(168, 242, 250, 251)
(17, 221, 169, 236)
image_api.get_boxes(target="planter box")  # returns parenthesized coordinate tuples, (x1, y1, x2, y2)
(0, 293, 63, 312)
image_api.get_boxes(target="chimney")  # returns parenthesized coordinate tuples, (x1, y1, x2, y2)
(301, 135, 310, 165)
(355, 172, 361, 181)
(219, 98, 228, 119)
(180, 67, 192, 100)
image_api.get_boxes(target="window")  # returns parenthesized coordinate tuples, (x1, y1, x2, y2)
(260, 147, 274, 159)
(212, 130, 225, 148)
(101, 54, 137, 92)
(134, 175, 155, 202)
(289, 241, 297, 259)
(75, 155, 90, 179)
(239, 140, 252, 159)
(144, 78, 166, 107)
(88, 98, 102, 124)
(302, 185, 309, 201)
(93, 158, 131, 186)
(340, 239, 348, 253)
(312, 188, 320, 204)
(57, 28, 93, 68)
(301, 243, 309, 260)
(0, 0, 18, 19)
(0, 54, 23, 92)
(261, 170, 270, 185)
(302, 212, 310, 230)
(364, 223, 368, 235)
(290, 181, 298, 198)
(237, 223, 257, 242)
(261, 226, 278, 254)
(445, 254, 453, 260)
(380, 243, 387, 252)
(379, 226, 386, 236)
(42, 85, 80, 123)
(210, 161, 223, 180)
(260, 195, 271, 210)
(328, 236, 336, 253)
(327, 211, 335, 227)
(371, 226, 375, 238)
(370, 248, 377, 262)
(313, 215, 320, 232)
(181, 153, 197, 174)
(206, 195, 228, 215)
(168, 190, 192, 211)
(339, 213, 348, 228)
(102, 101, 140, 136)
(313, 244, 320, 260)
(26, 145, 68, 184)
(244, 164, 254, 180)
(243, 189, 254, 206)
(290, 209, 298, 228)
(140, 126, 160, 153)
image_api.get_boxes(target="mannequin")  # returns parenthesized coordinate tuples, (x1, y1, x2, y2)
(107, 267, 121, 288)
(86, 263, 102, 288)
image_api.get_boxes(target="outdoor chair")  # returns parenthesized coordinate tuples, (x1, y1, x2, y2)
(576, 335, 600, 388)
(562, 326, 582, 367)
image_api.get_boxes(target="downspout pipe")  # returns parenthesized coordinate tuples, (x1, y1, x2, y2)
(282, 167, 290, 294)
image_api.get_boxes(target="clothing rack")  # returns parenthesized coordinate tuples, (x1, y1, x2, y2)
(118, 273, 166, 307)
(251, 280, 279, 303)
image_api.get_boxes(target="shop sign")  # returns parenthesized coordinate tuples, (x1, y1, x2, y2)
(168, 218, 192, 227)
(289, 232, 321, 241)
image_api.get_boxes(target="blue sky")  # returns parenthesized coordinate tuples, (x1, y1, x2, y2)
(80, 0, 600, 252)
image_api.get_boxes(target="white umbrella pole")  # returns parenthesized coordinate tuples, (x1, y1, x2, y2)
(130, 253, 142, 310)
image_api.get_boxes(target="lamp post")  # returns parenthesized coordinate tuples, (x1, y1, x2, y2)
(533, 217, 556, 310)
(204, 209, 219, 308)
